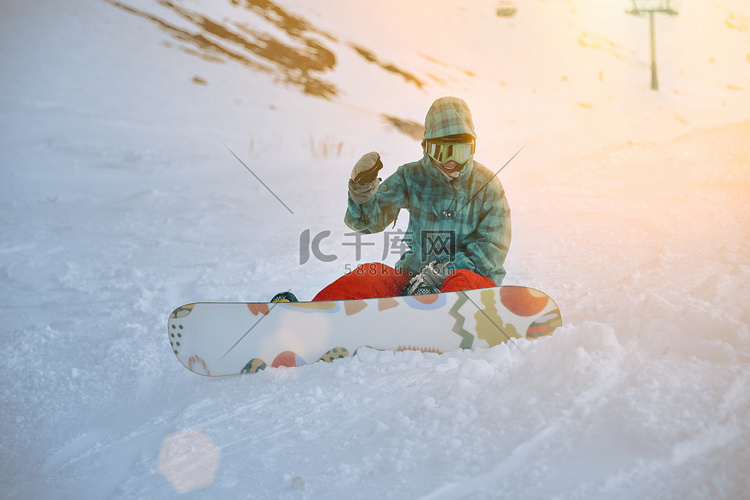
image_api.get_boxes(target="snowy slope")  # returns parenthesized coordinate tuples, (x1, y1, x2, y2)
(1, 0, 749, 498)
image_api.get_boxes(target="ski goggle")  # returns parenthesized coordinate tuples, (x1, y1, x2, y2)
(425, 140, 475, 164)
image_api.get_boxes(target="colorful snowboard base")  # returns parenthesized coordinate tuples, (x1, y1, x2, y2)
(168, 286, 562, 377)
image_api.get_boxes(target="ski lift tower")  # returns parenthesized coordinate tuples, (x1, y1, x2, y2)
(626, 0, 678, 90)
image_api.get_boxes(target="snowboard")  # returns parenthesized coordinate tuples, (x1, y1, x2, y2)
(168, 286, 562, 377)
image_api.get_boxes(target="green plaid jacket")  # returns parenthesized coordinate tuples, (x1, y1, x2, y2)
(346, 97, 511, 284)
(345, 155, 511, 284)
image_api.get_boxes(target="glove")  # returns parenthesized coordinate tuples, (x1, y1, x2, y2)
(401, 260, 455, 296)
(348, 152, 383, 204)
(420, 260, 454, 288)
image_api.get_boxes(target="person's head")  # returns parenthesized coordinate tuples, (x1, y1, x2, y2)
(422, 97, 476, 177)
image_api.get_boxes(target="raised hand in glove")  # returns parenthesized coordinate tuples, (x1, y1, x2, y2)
(348, 152, 383, 204)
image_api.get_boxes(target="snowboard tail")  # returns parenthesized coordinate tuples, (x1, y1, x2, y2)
(168, 286, 562, 376)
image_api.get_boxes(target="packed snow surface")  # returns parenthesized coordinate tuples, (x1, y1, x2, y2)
(1, 0, 749, 498)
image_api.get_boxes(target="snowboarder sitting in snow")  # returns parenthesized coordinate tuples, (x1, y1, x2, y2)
(276, 96, 511, 302)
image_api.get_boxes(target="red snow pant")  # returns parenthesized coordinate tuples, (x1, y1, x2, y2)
(312, 263, 496, 302)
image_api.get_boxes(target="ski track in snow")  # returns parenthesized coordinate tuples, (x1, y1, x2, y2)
(1, 0, 750, 498)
